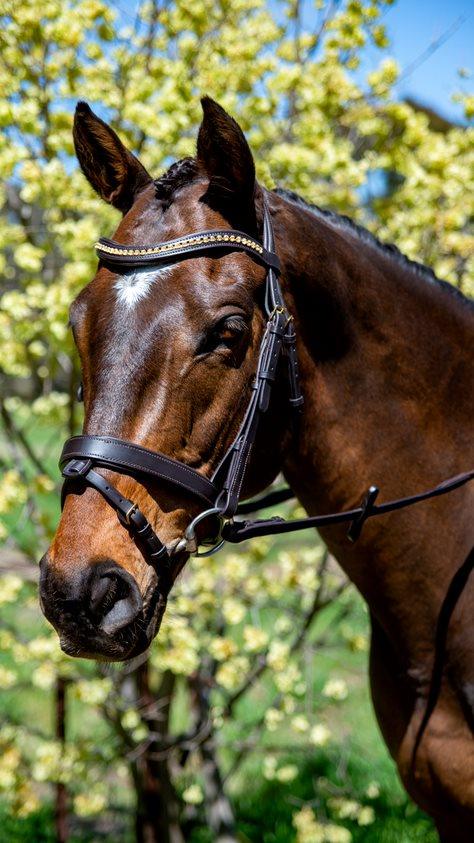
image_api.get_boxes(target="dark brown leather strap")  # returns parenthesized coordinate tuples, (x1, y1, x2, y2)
(222, 470, 474, 543)
(96, 228, 281, 273)
(60, 435, 218, 506)
(62, 458, 170, 567)
(211, 306, 291, 516)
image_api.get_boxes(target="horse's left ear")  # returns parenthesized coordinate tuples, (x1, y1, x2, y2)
(197, 97, 257, 230)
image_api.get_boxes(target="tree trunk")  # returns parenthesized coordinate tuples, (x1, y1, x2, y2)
(190, 666, 238, 843)
(133, 665, 184, 843)
(55, 677, 68, 843)
(200, 735, 238, 843)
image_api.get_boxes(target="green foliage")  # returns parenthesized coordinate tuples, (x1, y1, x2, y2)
(0, 805, 55, 843)
(1, 0, 472, 839)
(229, 756, 438, 843)
(0, 557, 437, 841)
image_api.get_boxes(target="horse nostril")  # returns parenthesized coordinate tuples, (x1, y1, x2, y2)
(89, 565, 143, 635)
(90, 575, 120, 617)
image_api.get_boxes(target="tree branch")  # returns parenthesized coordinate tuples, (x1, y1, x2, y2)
(0, 397, 55, 479)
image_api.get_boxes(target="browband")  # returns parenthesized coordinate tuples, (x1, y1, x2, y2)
(95, 229, 281, 273)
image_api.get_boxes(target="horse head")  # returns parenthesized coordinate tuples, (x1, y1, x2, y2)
(39, 98, 289, 660)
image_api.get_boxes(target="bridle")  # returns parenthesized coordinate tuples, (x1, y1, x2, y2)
(60, 200, 302, 568)
(60, 199, 474, 575)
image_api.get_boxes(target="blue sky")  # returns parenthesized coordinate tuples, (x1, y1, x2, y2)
(365, 0, 472, 121)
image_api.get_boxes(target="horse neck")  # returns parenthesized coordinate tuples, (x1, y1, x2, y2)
(273, 192, 473, 605)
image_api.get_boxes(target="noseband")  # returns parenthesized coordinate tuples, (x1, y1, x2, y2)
(60, 199, 474, 575)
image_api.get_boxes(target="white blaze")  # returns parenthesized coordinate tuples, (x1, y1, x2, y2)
(114, 267, 172, 308)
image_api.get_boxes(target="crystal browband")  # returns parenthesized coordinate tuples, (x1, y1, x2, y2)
(96, 232, 264, 256)
(95, 229, 281, 271)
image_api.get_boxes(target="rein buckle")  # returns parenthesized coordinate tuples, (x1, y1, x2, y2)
(119, 503, 138, 526)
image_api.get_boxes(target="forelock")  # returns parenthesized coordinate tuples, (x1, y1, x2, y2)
(154, 158, 200, 208)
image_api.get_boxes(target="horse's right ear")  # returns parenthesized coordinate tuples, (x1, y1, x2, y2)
(73, 102, 152, 213)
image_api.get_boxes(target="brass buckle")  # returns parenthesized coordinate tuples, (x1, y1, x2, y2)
(270, 305, 293, 327)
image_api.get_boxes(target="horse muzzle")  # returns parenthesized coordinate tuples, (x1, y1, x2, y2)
(39, 552, 170, 661)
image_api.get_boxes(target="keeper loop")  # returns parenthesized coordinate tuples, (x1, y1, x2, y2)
(347, 485, 379, 543)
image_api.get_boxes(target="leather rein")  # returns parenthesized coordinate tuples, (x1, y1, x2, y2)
(60, 201, 474, 572)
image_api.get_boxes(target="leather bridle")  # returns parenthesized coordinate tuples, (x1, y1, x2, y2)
(60, 200, 474, 573)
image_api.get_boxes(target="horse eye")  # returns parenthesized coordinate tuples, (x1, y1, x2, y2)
(217, 317, 247, 344)
(198, 316, 248, 355)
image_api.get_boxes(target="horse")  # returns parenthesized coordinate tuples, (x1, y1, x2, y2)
(39, 97, 474, 840)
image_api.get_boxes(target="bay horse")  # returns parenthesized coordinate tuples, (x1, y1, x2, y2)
(39, 98, 474, 840)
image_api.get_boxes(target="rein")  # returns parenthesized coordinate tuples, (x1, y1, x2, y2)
(60, 201, 474, 571)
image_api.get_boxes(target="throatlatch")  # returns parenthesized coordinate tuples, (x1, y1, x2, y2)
(60, 198, 474, 570)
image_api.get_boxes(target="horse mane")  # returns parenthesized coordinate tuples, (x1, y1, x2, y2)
(153, 158, 471, 309)
(275, 187, 473, 309)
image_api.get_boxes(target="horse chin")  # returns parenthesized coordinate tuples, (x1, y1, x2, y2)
(139, 587, 169, 647)
(110, 586, 170, 661)
(122, 550, 189, 658)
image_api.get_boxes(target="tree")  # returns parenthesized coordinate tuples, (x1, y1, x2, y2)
(0, 1, 472, 840)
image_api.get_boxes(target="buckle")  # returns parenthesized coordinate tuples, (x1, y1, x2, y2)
(118, 503, 138, 526)
(269, 305, 293, 330)
(270, 305, 293, 323)
(270, 305, 285, 317)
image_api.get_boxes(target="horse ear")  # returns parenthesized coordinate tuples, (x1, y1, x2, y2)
(197, 97, 257, 229)
(73, 102, 152, 213)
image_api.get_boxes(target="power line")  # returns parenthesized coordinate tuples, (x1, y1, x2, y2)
(395, 14, 469, 87)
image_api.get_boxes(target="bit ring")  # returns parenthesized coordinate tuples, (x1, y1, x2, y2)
(184, 507, 227, 557)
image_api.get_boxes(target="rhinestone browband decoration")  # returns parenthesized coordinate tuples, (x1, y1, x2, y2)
(95, 232, 264, 257)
